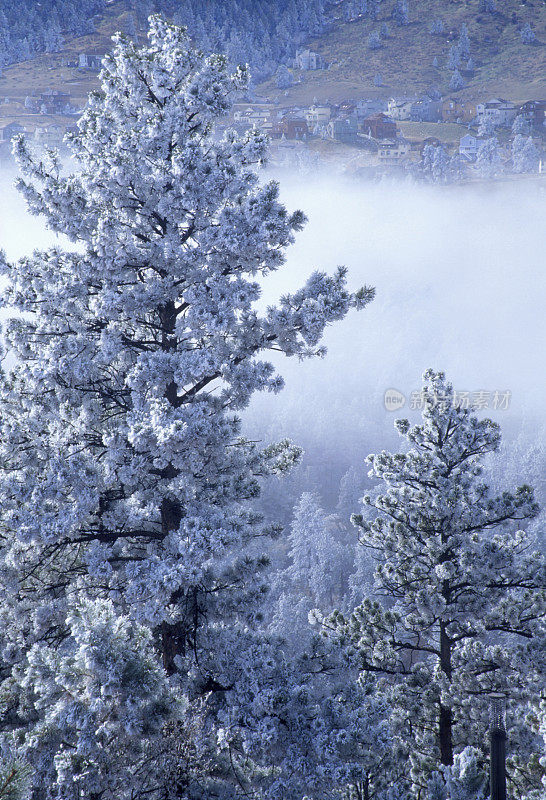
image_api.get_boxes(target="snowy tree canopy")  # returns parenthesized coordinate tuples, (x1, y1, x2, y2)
(324, 370, 545, 791)
(476, 136, 502, 178)
(0, 16, 373, 799)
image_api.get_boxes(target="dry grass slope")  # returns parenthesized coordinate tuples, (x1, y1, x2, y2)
(260, 0, 546, 104)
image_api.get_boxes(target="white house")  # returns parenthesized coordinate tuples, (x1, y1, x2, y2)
(305, 104, 331, 126)
(386, 98, 414, 121)
(233, 107, 271, 127)
(34, 124, 65, 147)
(476, 98, 517, 127)
(79, 52, 105, 71)
(377, 138, 411, 163)
(459, 134, 479, 160)
(295, 49, 325, 70)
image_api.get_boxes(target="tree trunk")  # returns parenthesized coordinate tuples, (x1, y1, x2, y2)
(439, 618, 453, 765)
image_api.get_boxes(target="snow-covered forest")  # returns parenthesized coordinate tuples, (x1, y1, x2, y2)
(0, 0, 105, 65)
(0, 14, 544, 800)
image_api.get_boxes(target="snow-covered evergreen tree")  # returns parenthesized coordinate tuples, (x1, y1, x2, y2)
(392, 0, 409, 26)
(429, 18, 444, 35)
(512, 114, 531, 136)
(449, 69, 465, 91)
(0, 17, 373, 799)
(478, 112, 500, 137)
(275, 63, 294, 89)
(476, 136, 502, 177)
(479, 0, 497, 13)
(368, 30, 383, 49)
(520, 23, 536, 45)
(325, 370, 545, 791)
(458, 23, 471, 60)
(287, 493, 352, 608)
(512, 135, 540, 173)
(447, 45, 461, 71)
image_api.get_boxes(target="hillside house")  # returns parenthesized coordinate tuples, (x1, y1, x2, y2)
(518, 100, 546, 127)
(295, 49, 326, 70)
(476, 98, 517, 127)
(79, 52, 105, 71)
(327, 116, 359, 144)
(0, 122, 25, 141)
(233, 107, 271, 127)
(441, 98, 477, 123)
(409, 99, 442, 122)
(387, 98, 414, 121)
(459, 134, 479, 160)
(377, 138, 411, 163)
(305, 105, 331, 126)
(355, 99, 388, 119)
(270, 118, 309, 140)
(34, 125, 65, 148)
(361, 113, 397, 140)
(38, 90, 72, 115)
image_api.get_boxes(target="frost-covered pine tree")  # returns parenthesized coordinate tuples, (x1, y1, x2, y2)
(458, 24, 471, 61)
(325, 370, 545, 791)
(512, 114, 531, 136)
(429, 18, 444, 36)
(287, 492, 351, 607)
(511, 134, 540, 173)
(476, 135, 502, 177)
(392, 0, 409, 26)
(0, 17, 373, 799)
(368, 30, 383, 49)
(478, 112, 499, 137)
(520, 23, 536, 45)
(275, 63, 294, 89)
(449, 69, 465, 91)
(447, 45, 461, 71)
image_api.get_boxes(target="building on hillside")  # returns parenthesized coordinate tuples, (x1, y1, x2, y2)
(441, 98, 477, 123)
(327, 116, 360, 144)
(409, 98, 442, 122)
(518, 100, 546, 127)
(354, 98, 388, 119)
(476, 98, 517, 127)
(377, 138, 411, 163)
(38, 90, 73, 115)
(459, 134, 479, 160)
(233, 107, 271, 126)
(79, 52, 106, 71)
(305, 104, 331, 126)
(0, 121, 26, 140)
(386, 98, 414, 121)
(360, 113, 397, 139)
(34, 125, 65, 148)
(270, 118, 309, 140)
(294, 49, 326, 70)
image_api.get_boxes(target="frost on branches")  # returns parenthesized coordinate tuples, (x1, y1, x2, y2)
(0, 17, 373, 799)
(325, 370, 545, 795)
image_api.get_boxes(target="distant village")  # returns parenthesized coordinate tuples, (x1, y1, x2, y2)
(226, 86, 546, 179)
(0, 46, 545, 181)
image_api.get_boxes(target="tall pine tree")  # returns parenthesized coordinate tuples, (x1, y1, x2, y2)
(0, 17, 373, 799)
(326, 370, 545, 793)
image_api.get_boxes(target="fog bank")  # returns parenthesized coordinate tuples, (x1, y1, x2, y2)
(249, 176, 546, 452)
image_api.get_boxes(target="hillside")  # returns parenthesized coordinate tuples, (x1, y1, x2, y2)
(0, 0, 544, 141)
(259, 0, 546, 104)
